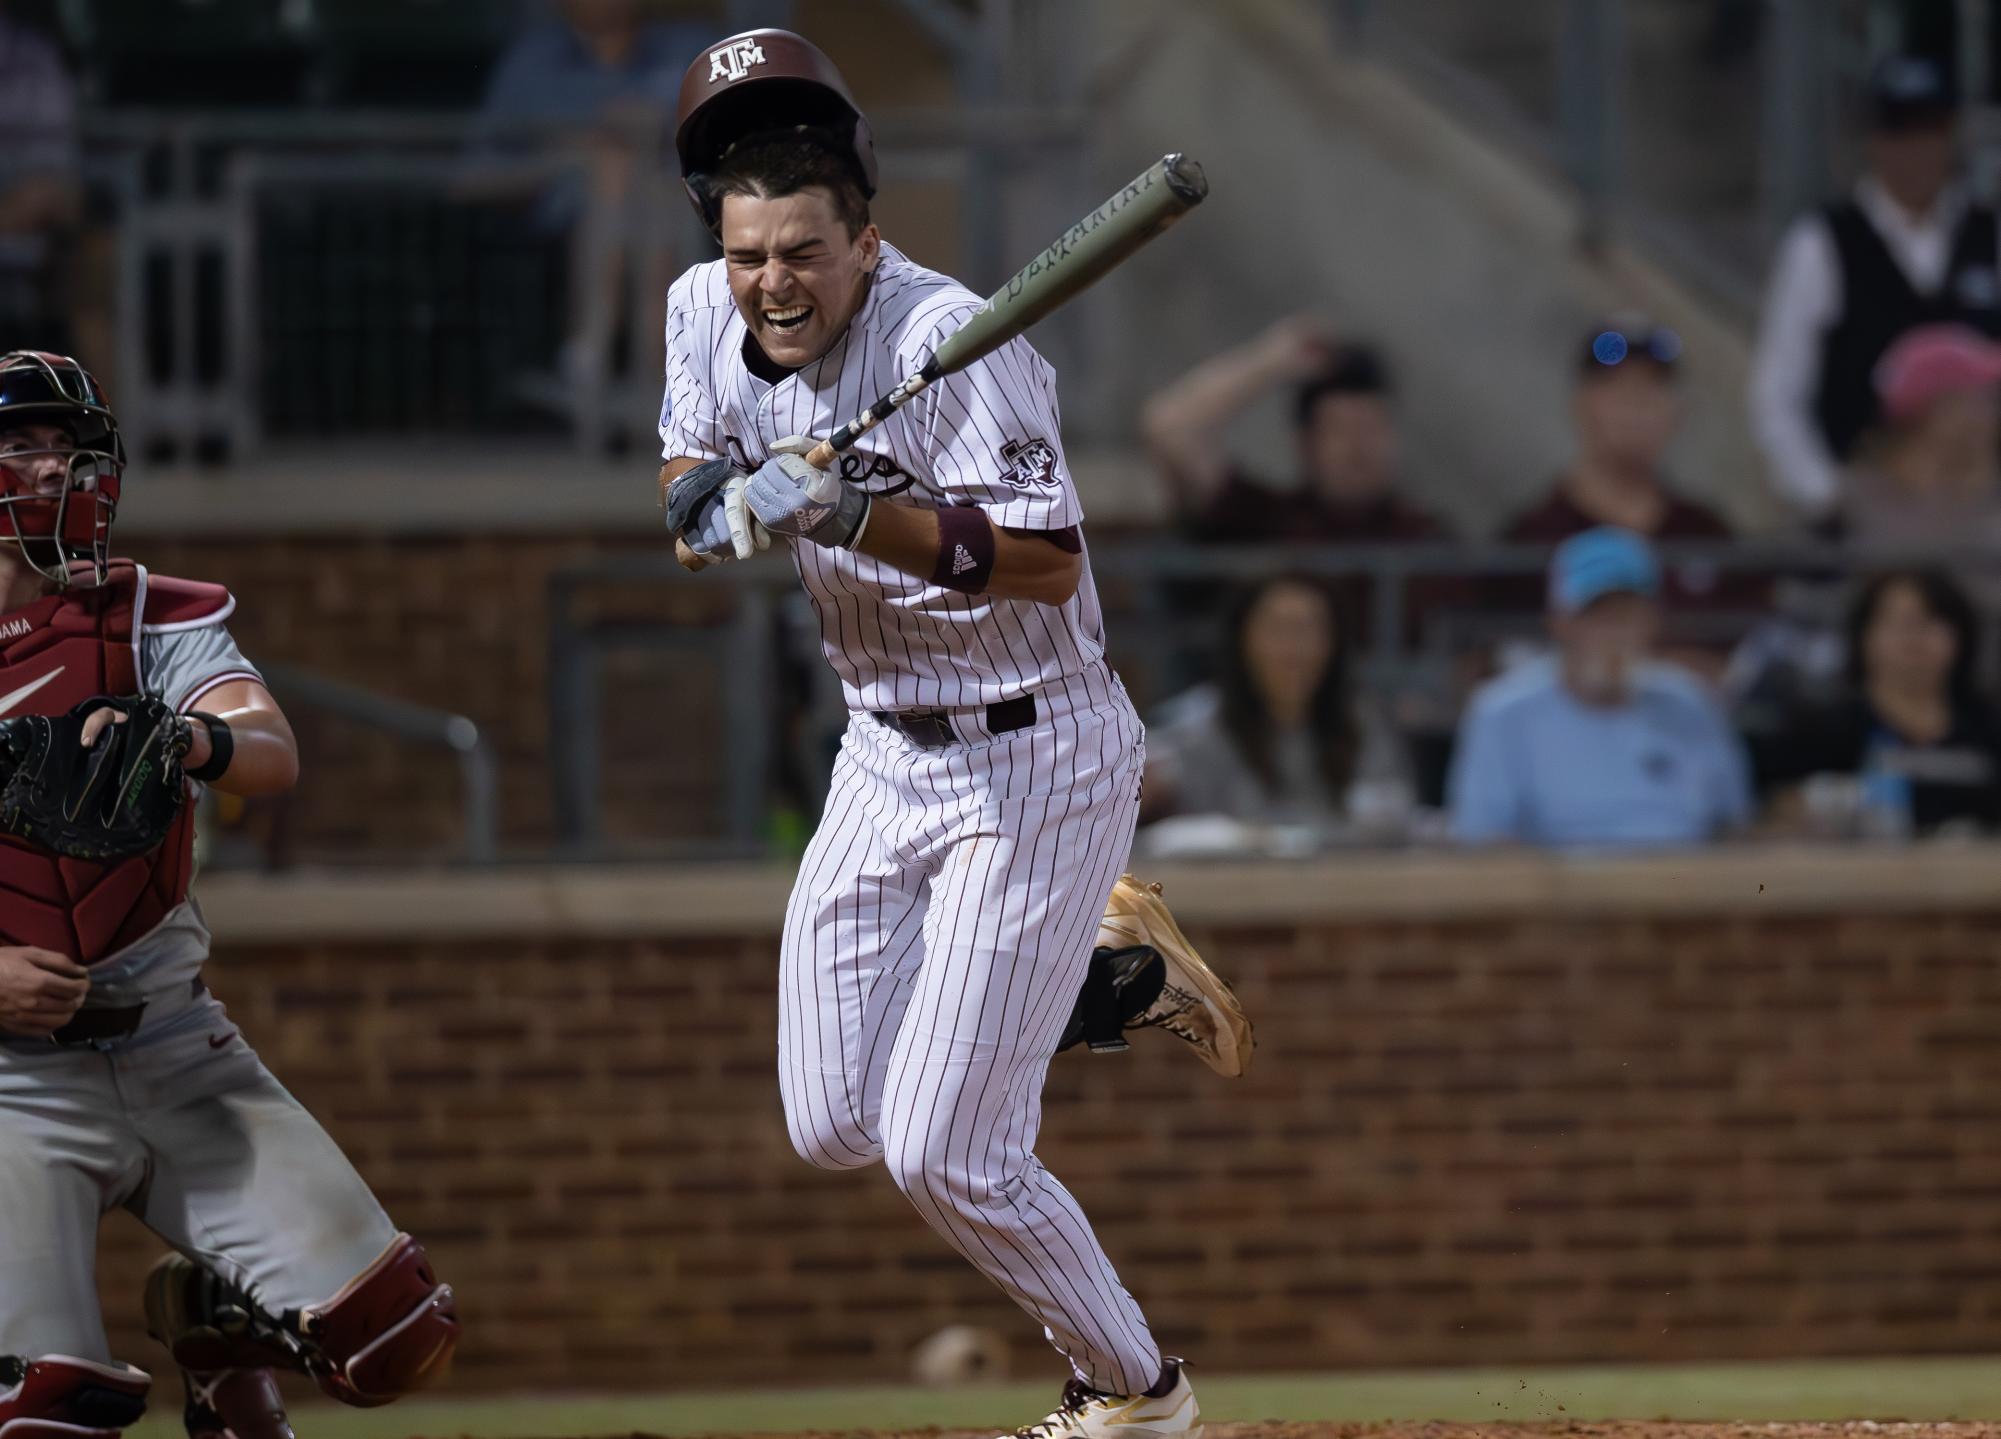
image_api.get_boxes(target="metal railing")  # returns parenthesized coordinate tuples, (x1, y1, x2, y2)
(262, 662, 498, 864)
(543, 537, 1997, 859)
(78, 101, 1090, 464)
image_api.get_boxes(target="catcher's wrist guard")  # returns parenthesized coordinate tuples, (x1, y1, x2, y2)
(186, 712, 232, 783)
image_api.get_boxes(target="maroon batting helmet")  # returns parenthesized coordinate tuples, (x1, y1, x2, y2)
(674, 29, 878, 237)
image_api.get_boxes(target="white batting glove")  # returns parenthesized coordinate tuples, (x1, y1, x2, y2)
(720, 474, 773, 561)
(721, 436, 816, 558)
(738, 452, 870, 550)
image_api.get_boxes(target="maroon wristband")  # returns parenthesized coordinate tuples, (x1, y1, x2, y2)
(932, 506, 997, 594)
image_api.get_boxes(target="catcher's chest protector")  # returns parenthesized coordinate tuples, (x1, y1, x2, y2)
(0, 560, 200, 964)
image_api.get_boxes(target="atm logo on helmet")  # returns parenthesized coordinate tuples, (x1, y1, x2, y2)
(708, 37, 767, 83)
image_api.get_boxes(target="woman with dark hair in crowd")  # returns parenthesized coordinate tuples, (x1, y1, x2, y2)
(1143, 574, 1412, 838)
(1758, 568, 2001, 834)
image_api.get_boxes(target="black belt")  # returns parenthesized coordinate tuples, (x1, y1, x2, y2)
(871, 695, 1037, 750)
(50, 1003, 146, 1047)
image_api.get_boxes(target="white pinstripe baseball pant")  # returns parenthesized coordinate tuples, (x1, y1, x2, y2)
(778, 664, 1161, 1395)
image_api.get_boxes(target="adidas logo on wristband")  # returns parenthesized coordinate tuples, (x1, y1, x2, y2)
(951, 545, 978, 575)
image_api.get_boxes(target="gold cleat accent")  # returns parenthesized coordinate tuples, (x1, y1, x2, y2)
(1096, 874, 1253, 1078)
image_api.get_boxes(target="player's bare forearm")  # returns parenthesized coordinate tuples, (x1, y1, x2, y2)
(853, 500, 1082, 606)
(188, 680, 300, 796)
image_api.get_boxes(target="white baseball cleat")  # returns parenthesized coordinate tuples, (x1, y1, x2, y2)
(999, 1360, 1201, 1439)
(1097, 873, 1254, 1078)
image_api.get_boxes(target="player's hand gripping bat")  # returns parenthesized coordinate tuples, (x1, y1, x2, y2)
(671, 152, 1210, 566)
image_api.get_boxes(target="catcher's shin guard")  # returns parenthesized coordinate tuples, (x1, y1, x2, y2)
(0, 1355, 150, 1438)
(298, 1235, 457, 1407)
(142, 1254, 295, 1439)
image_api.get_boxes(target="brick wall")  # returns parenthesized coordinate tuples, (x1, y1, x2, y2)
(91, 906, 2001, 1391)
(124, 532, 1171, 862)
(129, 533, 741, 859)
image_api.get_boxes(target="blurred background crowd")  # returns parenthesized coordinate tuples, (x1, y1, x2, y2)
(4, 0, 2001, 866)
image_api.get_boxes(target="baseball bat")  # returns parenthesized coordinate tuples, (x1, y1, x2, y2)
(802, 151, 1210, 475)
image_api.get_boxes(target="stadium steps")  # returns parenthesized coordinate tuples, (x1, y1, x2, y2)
(1067, 0, 1770, 536)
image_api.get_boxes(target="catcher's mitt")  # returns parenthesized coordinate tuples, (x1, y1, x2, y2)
(0, 696, 191, 860)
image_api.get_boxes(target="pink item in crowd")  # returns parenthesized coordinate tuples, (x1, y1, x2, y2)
(1874, 323, 2001, 422)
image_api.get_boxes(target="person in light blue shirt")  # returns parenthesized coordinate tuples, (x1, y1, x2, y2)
(1449, 526, 1752, 847)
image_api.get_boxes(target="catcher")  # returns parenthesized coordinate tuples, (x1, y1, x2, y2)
(0, 353, 456, 1439)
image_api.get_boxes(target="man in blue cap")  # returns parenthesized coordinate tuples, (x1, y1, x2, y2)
(1448, 527, 1752, 847)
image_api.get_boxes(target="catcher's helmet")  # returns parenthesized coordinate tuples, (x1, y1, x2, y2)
(0, 351, 123, 588)
(674, 29, 877, 238)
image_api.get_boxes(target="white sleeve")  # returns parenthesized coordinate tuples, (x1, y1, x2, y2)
(141, 624, 263, 715)
(658, 283, 730, 463)
(1749, 216, 1845, 519)
(914, 332, 1082, 530)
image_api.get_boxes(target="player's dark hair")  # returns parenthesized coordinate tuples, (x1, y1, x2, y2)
(1845, 567, 1985, 707)
(707, 126, 873, 239)
(1218, 574, 1360, 803)
(1293, 344, 1392, 431)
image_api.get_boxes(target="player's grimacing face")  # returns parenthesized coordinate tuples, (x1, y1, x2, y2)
(721, 188, 880, 368)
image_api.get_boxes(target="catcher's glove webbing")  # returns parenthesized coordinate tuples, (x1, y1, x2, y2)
(0, 695, 191, 860)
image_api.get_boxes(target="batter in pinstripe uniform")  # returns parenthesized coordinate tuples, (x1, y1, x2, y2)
(659, 31, 1251, 1439)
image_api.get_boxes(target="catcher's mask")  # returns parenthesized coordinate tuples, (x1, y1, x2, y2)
(0, 351, 123, 589)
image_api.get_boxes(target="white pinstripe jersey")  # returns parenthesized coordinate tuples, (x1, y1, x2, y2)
(659, 243, 1109, 713)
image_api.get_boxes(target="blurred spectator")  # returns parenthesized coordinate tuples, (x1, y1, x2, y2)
(1450, 528, 1751, 847)
(469, 1, 705, 440)
(0, 0, 79, 353)
(1750, 55, 2000, 526)
(1502, 319, 1734, 578)
(1140, 316, 1451, 544)
(1142, 575, 1413, 840)
(1755, 569, 2001, 836)
(473, 1, 697, 228)
(1846, 324, 2001, 610)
